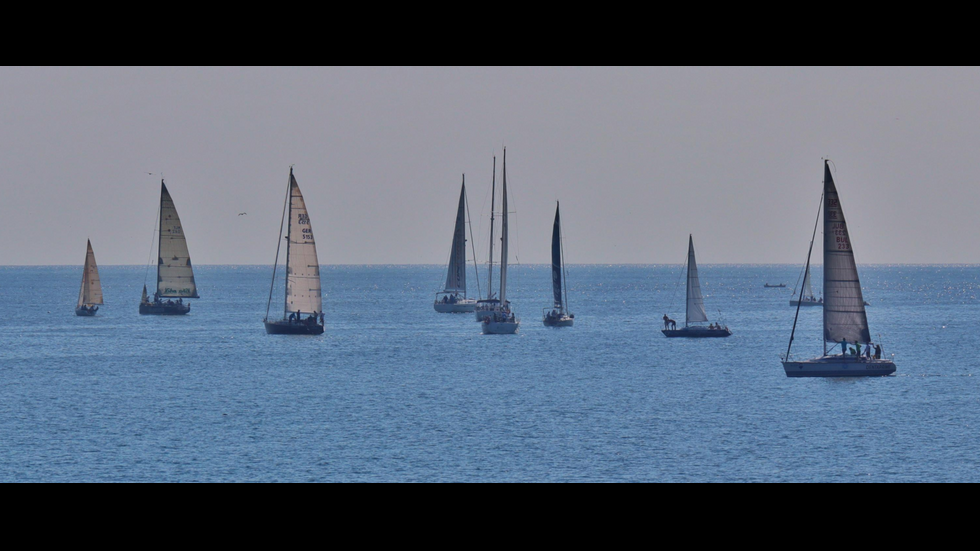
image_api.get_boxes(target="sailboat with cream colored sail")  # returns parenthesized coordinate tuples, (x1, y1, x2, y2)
(662, 235, 731, 338)
(140, 180, 198, 315)
(790, 264, 822, 307)
(781, 160, 895, 377)
(75, 239, 103, 316)
(264, 167, 324, 335)
(481, 148, 519, 334)
(543, 202, 573, 327)
(434, 175, 481, 313)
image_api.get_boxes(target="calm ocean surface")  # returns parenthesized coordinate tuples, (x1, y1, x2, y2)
(1, 264, 978, 482)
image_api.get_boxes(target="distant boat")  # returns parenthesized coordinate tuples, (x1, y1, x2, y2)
(75, 239, 103, 316)
(781, 160, 895, 377)
(543, 201, 573, 327)
(482, 148, 519, 334)
(263, 167, 324, 335)
(789, 265, 822, 307)
(434, 175, 479, 313)
(662, 235, 731, 338)
(764, 283, 786, 288)
(140, 180, 197, 315)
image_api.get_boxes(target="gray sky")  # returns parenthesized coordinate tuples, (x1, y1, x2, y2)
(2, 66, 978, 265)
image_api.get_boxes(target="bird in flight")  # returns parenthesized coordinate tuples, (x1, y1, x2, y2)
(238, 212, 247, 216)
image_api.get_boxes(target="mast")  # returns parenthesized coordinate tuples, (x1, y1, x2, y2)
(499, 147, 508, 305)
(265, 168, 291, 321)
(464, 176, 482, 300)
(283, 170, 294, 318)
(487, 156, 496, 299)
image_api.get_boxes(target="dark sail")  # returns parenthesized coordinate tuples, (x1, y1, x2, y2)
(551, 203, 563, 309)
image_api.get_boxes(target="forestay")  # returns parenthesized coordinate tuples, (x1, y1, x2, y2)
(157, 182, 199, 298)
(686, 235, 708, 324)
(822, 162, 870, 344)
(285, 173, 322, 317)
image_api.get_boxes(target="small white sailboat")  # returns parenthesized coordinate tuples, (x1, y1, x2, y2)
(662, 235, 731, 338)
(75, 239, 103, 316)
(264, 167, 325, 335)
(140, 180, 197, 315)
(482, 148, 519, 334)
(475, 155, 510, 322)
(543, 202, 573, 327)
(434, 175, 480, 313)
(789, 265, 822, 307)
(782, 160, 895, 377)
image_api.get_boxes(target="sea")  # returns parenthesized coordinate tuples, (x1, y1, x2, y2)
(1, 264, 978, 482)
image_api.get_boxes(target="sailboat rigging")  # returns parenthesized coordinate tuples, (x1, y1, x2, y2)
(481, 147, 519, 334)
(264, 167, 325, 335)
(662, 235, 731, 338)
(781, 160, 895, 377)
(75, 239, 103, 316)
(543, 201, 573, 327)
(139, 180, 198, 315)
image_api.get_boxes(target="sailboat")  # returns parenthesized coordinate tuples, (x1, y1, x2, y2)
(789, 265, 822, 307)
(263, 167, 324, 335)
(475, 155, 508, 322)
(543, 202, 573, 327)
(781, 160, 895, 377)
(75, 239, 103, 316)
(481, 148, 519, 334)
(434, 175, 480, 313)
(140, 180, 197, 315)
(662, 235, 731, 338)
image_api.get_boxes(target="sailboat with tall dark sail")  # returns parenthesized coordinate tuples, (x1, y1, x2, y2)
(75, 239, 103, 316)
(781, 160, 895, 377)
(434, 175, 480, 313)
(264, 167, 324, 335)
(543, 202, 573, 327)
(481, 148, 519, 334)
(140, 180, 197, 315)
(662, 235, 731, 338)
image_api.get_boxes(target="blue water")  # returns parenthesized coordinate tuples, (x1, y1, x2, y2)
(1, 264, 979, 482)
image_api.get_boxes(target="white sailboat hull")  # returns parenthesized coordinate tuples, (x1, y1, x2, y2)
(475, 301, 509, 321)
(782, 356, 896, 377)
(543, 313, 574, 327)
(482, 318, 519, 334)
(790, 298, 823, 307)
(434, 299, 477, 313)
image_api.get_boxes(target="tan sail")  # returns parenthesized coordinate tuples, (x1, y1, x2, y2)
(157, 181, 198, 298)
(77, 239, 103, 308)
(285, 171, 322, 317)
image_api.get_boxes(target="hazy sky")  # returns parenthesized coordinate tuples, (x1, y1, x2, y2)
(2, 66, 979, 265)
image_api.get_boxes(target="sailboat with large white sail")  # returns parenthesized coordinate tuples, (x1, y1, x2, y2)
(662, 235, 731, 338)
(434, 175, 480, 313)
(543, 202, 573, 327)
(482, 148, 519, 334)
(790, 264, 822, 307)
(75, 239, 103, 316)
(781, 160, 895, 377)
(140, 180, 198, 315)
(264, 167, 324, 335)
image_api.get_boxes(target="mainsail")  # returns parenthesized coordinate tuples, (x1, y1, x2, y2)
(284, 170, 322, 317)
(822, 161, 870, 344)
(803, 265, 814, 298)
(157, 181, 198, 298)
(499, 148, 509, 305)
(685, 234, 708, 325)
(551, 202, 563, 309)
(443, 180, 467, 294)
(77, 239, 103, 308)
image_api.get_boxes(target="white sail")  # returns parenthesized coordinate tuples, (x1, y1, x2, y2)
(822, 162, 870, 344)
(157, 181, 198, 298)
(443, 180, 467, 293)
(499, 148, 509, 305)
(285, 171, 322, 317)
(77, 239, 103, 307)
(685, 234, 708, 324)
(803, 265, 814, 298)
